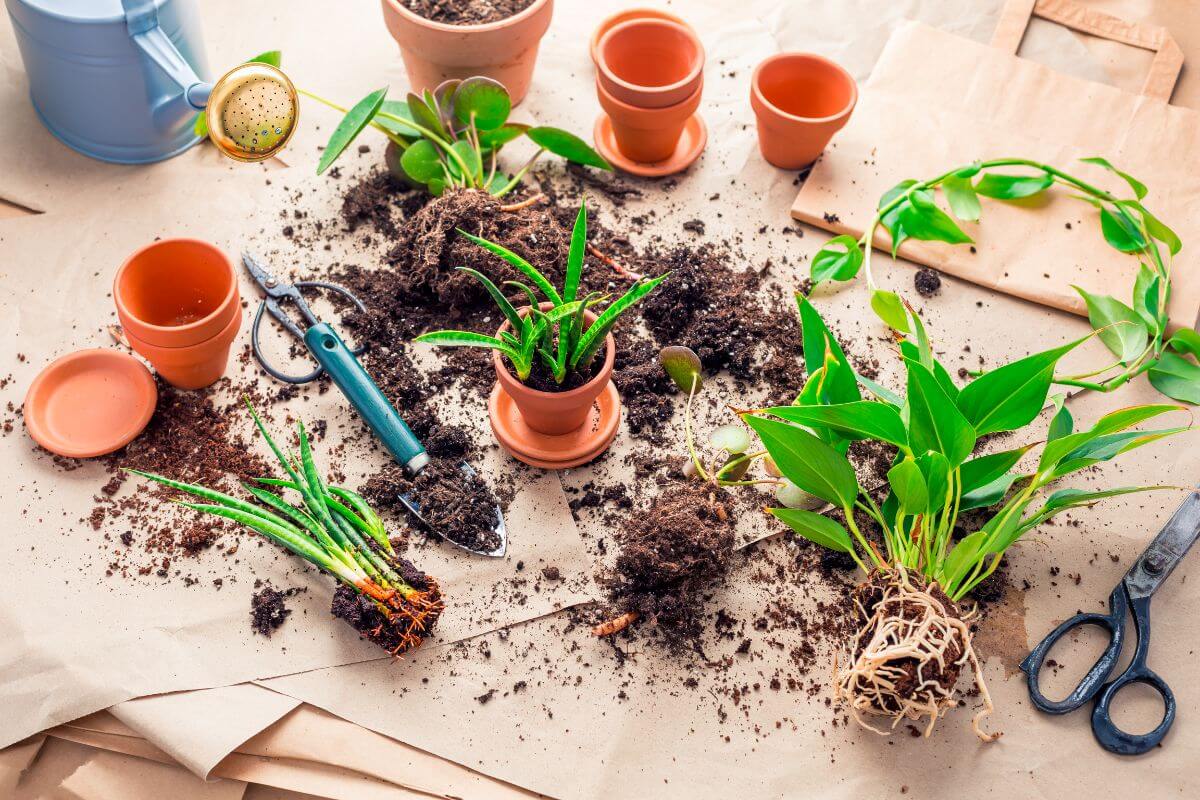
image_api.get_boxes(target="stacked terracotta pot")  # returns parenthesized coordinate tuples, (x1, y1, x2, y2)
(591, 14, 707, 174)
(114, 239, 241, 390)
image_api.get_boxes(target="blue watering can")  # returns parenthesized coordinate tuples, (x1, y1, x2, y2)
(5, 0, 297, 163)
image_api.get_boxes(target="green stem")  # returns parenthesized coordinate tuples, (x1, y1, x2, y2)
(494, 148, 546, 198)
(298, 89, 410, 149)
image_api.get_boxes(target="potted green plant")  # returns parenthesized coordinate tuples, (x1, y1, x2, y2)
(307, 76, 608, 195)
(415, 201, 666, 460)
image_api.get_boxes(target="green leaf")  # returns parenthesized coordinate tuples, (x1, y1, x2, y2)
(659, 346, 702, 393)
(887, 458, 928, 514)
(478, 123, 529, 149)
(456, 267, 524, 332)
(1039, 420, 1186, 480)
(905, 358, 977, 466)
(193, 112, 208, 138)
(416, 330, 522, 362)
(941, 530, 989, 588)
(1132, 263, 1162, 336)
(959, 444, 1033, 495)
(572, 273, 668, 369)
(458, 229, 562, 304)
(452, 76, 511, 130)
(878, 180, 917, 255)
(763, 402, 908, 450)
(564, 201, 586, 303)
(1090, 403, 1183, 436)
(317, 88, 387, 175)
(974, 171, 1054, 199)
(915, 452, 950, 508)
(374, 100, 418, 137)
(746, 416, 859, 509)
(1149, 352, 1200, 404)
(812, 235, 864, 283)
(870, 289, 910, 333)
(451, 139, 482, 183)
(1099, 206, 1147, 253)
(1167, 330, 1200, 359)
(898, 340, 957, 399)
(399, 138, 441, 183)
(526, 126, 611, 170)
(248, 50, 282, 68)
(959, 472, 1018, 511)
(857, 372, 903, 407)
(982, 496, 1036, 555)
(1136, 203, 1182, 255)
(899, 188, 974, 246)
(956, 335, 1085, 435)
(1047, 394, 1073, 442)
(942, 175, 981, 222)
(406, 91, 446, 139)
(1042, 486, 1167, 513)
(797, 297, 860, 403)
(1081, 156, 1147, 200)
(1074, 286, 1148, 363)
(769, 508, 854, 553)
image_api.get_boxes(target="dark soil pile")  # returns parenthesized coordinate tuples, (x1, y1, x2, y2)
(602, 482, 737, 644)
(914, 268, 942, 297)
(401, 0, 536, 25)
(360, 459, 502, 554)
(250, 583, 302, 637)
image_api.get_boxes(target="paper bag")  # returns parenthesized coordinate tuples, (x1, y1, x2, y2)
(792, 0, 1199, 330)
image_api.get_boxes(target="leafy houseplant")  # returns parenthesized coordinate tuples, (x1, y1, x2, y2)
(307, 77, 610, 196)
(719, 297, 1187, 739)
(810, 157, 1198, 404)
(131, 402, 443, 656)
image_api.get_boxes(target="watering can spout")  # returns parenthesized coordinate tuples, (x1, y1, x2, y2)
(123, 0, 210, 129)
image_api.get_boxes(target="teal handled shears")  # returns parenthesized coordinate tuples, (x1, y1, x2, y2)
(243, 253, 506, 556)
(1021, 486, 1199, 755)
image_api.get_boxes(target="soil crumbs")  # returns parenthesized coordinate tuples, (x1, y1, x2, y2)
(250, 582, 304, 637)
(402, 0, 536, 25)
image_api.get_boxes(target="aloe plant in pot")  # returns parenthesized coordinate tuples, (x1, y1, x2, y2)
(416, 200, 667, 460)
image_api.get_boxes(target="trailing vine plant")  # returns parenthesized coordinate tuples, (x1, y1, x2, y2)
(810, 157, 1199, 404)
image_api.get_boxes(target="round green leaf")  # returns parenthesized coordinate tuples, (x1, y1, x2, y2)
(870, 289, 910, 333)
(399, 139, 442, 183)
(526, 126, 611, 170)
(453, 77, 511, 130)
(710, 424, 751, 454)
(811, 235, 864, 283)
(659, 346, 702, 393)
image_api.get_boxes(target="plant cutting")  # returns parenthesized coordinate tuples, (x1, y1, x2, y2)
(130, 401, 443, 656)
(415, 200, 667, 440)
(742, 295, 1189, 740)
(809, 157, 1199, 404)
(307, 77, 609, 196)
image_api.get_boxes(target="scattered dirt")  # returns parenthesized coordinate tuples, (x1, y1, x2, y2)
(401, 0, 536, 25)
(914, 268, 942, 297)
(250, 582, 303, 637)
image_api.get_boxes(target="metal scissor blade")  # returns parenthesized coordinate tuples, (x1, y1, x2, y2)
(242, 252, 284, 294)
(397, 461, 507, 558)
(1126, 486, 1200, 598)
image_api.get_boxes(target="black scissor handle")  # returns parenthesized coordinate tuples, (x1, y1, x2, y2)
(1020, 585, 1127, 714)
(249, 281, 368, 384)
(1091, 594, 1175, 755)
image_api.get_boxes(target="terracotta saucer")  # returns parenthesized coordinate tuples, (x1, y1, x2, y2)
(489, 382, 621, 469)
(24, 349, 158, 459)
(593, 112, 707, 177)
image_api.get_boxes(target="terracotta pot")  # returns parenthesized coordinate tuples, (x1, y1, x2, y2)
(750, 52, 857, 169)
(379, 0, 553, 106)
(492, 305, 614, 436)
(114, 238, 239, 348)
(596, 77, 701, 164)
(124, 304, 242, 390)
(596, 18, 703, 109)
(589, 8, 689, 67)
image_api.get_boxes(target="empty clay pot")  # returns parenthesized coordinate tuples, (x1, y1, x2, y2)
(492, 305, 615, 436)
(596, 18, 703, 109)
(123, 309, 242, 391)
(114, 239, 239, 348)
(596, 77, 701, 164)
(379, 0, 553, 106)
(750, 52, 857, 169)
(589, 8, 689, 67)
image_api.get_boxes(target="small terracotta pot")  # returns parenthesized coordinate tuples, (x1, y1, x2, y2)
(589, 8, 689, 67)
(124, 308, 242, 390)
(596, 77, 701, 164)
(379, 0, 553, 106)
(114, 238, 239, 349)
(596, 18, 703, 109)
(750, 52, 857, 169)
(492, 305, 614, 436)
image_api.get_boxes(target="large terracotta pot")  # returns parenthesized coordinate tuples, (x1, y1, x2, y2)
(750, 52, 857, 170)
(492, 305, 614, 436)
(380, 0, 553, 105)
(596, 77, 701, 164)
(113, 238, 241, 389)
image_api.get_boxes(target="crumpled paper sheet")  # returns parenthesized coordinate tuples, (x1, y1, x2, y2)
(5, 0, 1198, 797)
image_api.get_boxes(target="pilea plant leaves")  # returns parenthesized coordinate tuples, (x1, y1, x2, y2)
(812, 235, 864, 282)
(399, 139, 442, 182)
(660, 346, 703, 393)
(746, 416, 859, 510)
(770, 508, 855, 554)
(452, 76, 511, 130)
(317, 88, 387, 175)
(526, 126, 612, 170)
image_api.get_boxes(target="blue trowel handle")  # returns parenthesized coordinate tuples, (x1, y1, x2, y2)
(304, 323, 429, 474)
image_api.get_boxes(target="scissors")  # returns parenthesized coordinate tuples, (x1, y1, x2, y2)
(1020, 486, 1200, 755)
(242, 253, 507, 557)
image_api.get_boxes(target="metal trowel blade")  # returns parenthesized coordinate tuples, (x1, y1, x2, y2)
(398, 461, 507, 558)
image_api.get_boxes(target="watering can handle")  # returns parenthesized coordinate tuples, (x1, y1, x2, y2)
(122, 0, 209, 109)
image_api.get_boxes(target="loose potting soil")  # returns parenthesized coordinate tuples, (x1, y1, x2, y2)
(400, 0, 537, 25)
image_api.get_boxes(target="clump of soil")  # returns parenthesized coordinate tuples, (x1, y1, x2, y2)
(914, 268, 942, 297)
(601, 482, 737, 645)
(330, 556, 444, 653)
(835, 567, 997, 741)
(401, 0, 536, 25)
(361, 459, 502, 554)
(250, 583, 303, 637)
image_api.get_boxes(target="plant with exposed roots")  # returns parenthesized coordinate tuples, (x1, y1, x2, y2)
(743, 296, 1189, 740)
(131, 400, 442, 656)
